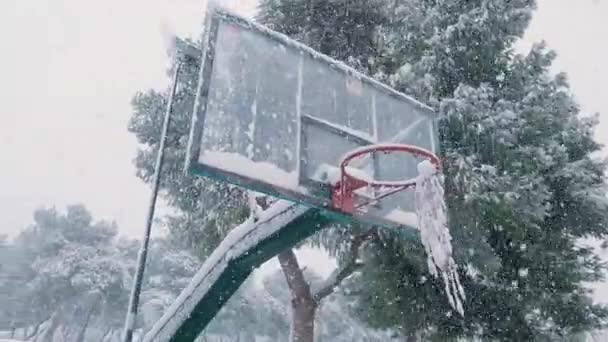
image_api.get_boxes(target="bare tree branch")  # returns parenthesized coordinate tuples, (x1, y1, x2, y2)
(312, 260, 363, 302)
(312, 227, 377, 302)
(24, 320, 45, 340)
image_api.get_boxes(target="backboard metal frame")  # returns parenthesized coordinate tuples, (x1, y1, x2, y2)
(185, 6, 440, 231)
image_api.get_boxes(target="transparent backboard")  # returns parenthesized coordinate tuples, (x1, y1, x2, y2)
(186, 8, 439, 230)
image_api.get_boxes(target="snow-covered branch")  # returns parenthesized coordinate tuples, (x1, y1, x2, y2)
(312, 228, 377, 302)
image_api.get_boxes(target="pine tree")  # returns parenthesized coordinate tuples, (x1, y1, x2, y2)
(1, 205, 205, 340)
(348, 1, 608, 340)
(258, 0, 390, 74)
(128, 42, 249, 258)
(386, 0, 536, 101)
(4, 205, 131, 341)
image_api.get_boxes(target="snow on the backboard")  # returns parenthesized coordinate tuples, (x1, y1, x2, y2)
(143, 201, 310, 342)
(314, 163, 373, 185)
(384, 209, 418, 228)
(200, 151, 300, 190)
(210, 8, 435, 115)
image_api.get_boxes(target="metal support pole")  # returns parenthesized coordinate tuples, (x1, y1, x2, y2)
(122, 60, 182, 342)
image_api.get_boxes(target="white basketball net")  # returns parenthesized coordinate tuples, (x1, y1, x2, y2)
(415, 160, 466, 316)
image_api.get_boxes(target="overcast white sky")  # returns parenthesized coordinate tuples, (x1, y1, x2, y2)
(0, 0, 607, 280)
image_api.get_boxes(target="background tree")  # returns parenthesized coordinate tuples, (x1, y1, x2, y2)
(346, 1, 608, 340)
(0, 234, 31, 338)
(139, 238, 201, 328)
(128, 48, 249, 258)
(1, 205, 128, 341)
(0, 204, 203, 341)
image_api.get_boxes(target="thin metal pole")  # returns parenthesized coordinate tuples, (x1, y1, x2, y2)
(122, 61, 182, 342)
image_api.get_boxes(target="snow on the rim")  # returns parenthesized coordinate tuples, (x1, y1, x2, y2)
(200, 151, 300, 189)
(415, 160, 466, 316)
(142, 200, 311, 342)
(314, 163, 373, 185)
(338, 142, 430, 187)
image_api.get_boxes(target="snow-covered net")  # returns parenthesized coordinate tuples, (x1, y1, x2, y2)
(415, 160, 465, 316)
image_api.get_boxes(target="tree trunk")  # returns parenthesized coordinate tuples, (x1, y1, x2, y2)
(40, 312, 60, 342)
(59, 325, 70, 342)
(98, 327, 112, 342)
(275, 229, 376, 342)
(290, 297, 317, 342)
(106, 329, 117, 342)
(25, 321, 42, 340)
(405, 330, 422, 342)
(278, 249, 317, 342)
(74, 300, 97, 342)
(257, 197, 318, 341)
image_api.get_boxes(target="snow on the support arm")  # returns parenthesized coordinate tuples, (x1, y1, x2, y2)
(384, 209, 418, 228)
(200, 151, 299, 190)
(142, 201, 310, 342)
(415, 160, 466, 316)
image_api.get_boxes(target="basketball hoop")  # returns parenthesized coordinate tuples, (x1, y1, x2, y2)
(331, 143, 440, 214)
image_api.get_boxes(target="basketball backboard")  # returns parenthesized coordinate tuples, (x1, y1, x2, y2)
(186, 7, 439, 230)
